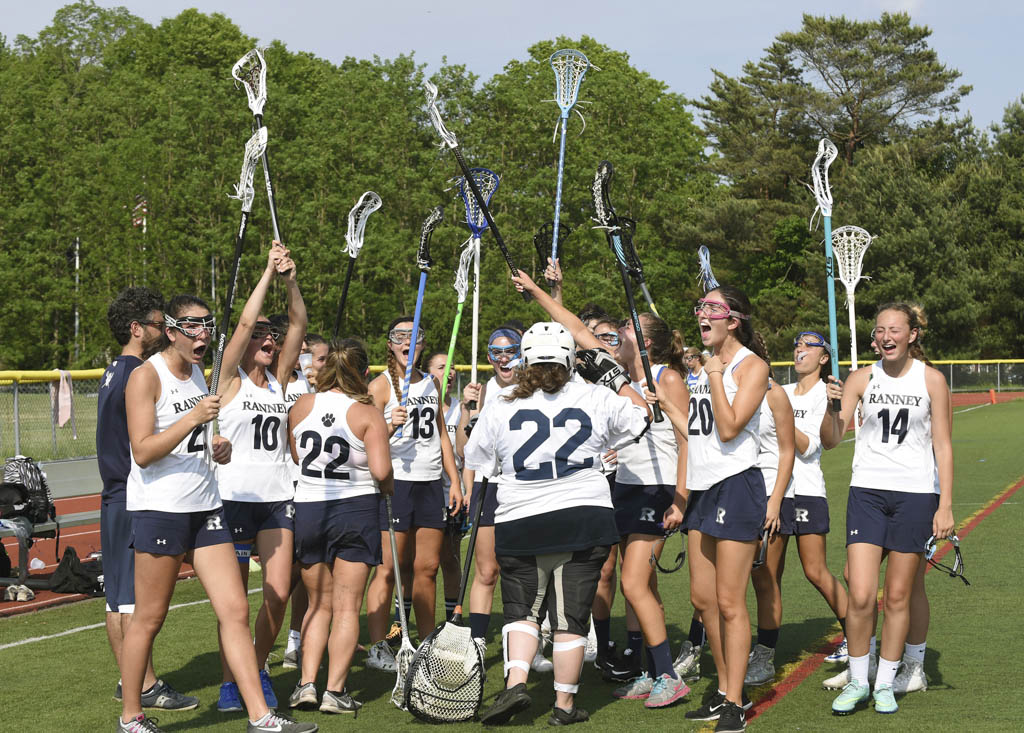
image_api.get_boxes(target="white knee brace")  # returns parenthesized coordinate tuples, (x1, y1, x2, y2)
(552, 636, 588, 693)
(502, 622, 539, 677)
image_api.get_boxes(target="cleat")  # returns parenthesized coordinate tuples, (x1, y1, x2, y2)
(288, 682, 317, 709)
(644, 673, 690, 708)
(872, 683, 898, 714)
(823, 656, 877, 690)
(831, 680, 870, 715)
(117, 713, 163, 732)
(480, 682, 531, 725)
(259, 669, 278, 709)
(367, 640, 397, 672)
(714, 701, 746, 732)
(246, 710, 318, 732)
(548, 705, 590, 726)
(584, 628, 598, 664)
(217, 681, 243, 713)
(613, 672, 654, 700)
(893, 657, 927, 694)
(685, 690, 726, 721)
(141, 679, 199, 711)
(673, 640, 702, 682)
(531, 647, 554, 673)
(603, 648, 642, 682)
(825, 638, 849, 664)
(320, 689, 362, 715)
(114, 682, 122, 702)
(744, 644, 776, 686)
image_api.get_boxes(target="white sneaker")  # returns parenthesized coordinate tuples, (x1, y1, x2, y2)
(584, 622, 598, 664)
(531, 647, 553, 673)
(823, 655, 877, 690)
(825, 638, 848, 664)
(893, 656, 927, 693)
(367, 640, 397, 672)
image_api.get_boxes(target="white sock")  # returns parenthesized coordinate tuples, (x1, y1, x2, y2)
(876, 657, 900, 687)
(286, 630, 300, 653)
(869, 635, 877, 657)
(250, 711, 273, 726)
(849, 654, 870, 686)
(904, 642, 926, 665)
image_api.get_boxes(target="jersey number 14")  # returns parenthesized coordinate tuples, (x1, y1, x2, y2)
(878, 407, 909, 445)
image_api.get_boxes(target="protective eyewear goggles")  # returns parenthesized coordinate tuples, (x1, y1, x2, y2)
(251, 322, 282, 342)
(596, 332, 621, 347)
(388, 328, 424, 345)
(165, 314, 216, 339)
(487, 344, 520, 361)
(925, 534, 970, 586)
(694, 298, 749, 321)
(793, 332, 828, 349)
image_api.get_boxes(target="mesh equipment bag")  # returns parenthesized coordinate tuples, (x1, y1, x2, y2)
(405, 621, 485, 723)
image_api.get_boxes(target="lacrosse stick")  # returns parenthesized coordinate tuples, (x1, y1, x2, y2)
(457, 168, 500, 411)
(832, 224, 874, 436)
(697, 245, 720, 293)
(404, 479, 488, 721)
(533, 221, 572, 271)
(232, 48, 285, 245)
(547, 49, 593, 285)
(440, 240, 476, 408)
(618, 217, 660, 318)
(385, 496, 417, 708)
(395, 206, 441, 440)
(423, 81, 527, 300)
(333, 191, 382, 338)
(592, 161, 662, 422)
(650, 529, 685, 574)
(808, 138, 841, 411)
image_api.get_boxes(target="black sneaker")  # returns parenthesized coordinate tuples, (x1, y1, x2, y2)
(741, 688, 752, 711)
(548, 705, 590, 726)
(685, 690, 727, 721)
(594, 643, 619, 673)
(479, 683, 531, 726)
(602, 649, 642, 682)
(142, 680, 199, 711)
(714, 701, 746, 732)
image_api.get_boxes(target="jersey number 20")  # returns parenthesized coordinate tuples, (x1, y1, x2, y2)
(510, 408, 594, 480)
(688, 397, 714, 436)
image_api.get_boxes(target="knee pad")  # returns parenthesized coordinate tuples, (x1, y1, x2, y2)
(552, 636, 587, 693)
(234, 543, 252, 566)
(502, 622, 539, 677)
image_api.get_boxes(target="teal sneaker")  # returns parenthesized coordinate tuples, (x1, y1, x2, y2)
(831, 680, 870, 715)
(872, 683, 898, 714)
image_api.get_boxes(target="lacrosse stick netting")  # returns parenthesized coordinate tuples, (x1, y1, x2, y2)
(549, 48, 597, 136)
(808, 138, 838, 230)
(438, 239, 477, 397)
(231, 48, 267, 117)
(405, 621, 485, 722)
(832, 225, 873, 423)
(697, 245, 720, 293)
(458, 168, 499, 236)
(346, 191, 382, 258)
(226, 127, 268, 215)
(808, 138, 842, 407)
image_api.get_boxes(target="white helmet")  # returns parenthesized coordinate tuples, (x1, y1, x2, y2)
(521, 321, 575, 372)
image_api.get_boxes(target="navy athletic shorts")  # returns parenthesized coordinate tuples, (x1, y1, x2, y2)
(379, 479, 447, 531)
(101, 500, 134, 613)
(612, 482, 673, 537)
(223, 499, 294, 541)
(295, 494, 381, 566)
(779, 496, 831, 536)
(468, 479, 499, 528)
(129, 507, 232, 556)
(684, 467, 767, 542)
(846, 486, 938, 553)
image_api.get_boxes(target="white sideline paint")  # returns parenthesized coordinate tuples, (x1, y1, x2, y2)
(0, 587, 261, 651)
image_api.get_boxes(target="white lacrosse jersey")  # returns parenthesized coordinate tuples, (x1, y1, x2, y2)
(384, 373, 442, 481)
(127, 353, 220, 513)
(216, 368, 292, 502)
(616, 365, 679, 486)
(442, 397, 462, 486)
(755, 382, 784, 498)
(852, 359, 934, 493)
(464, 381, 648, 523)
(686, 346, 762, 492)
(686, 367, 703, 392)
(284, 370, 312, 405)
(291, 391, 377, 502)
(784, 380, 827, 499)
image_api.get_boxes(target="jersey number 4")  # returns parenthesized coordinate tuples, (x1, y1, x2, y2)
(878, 407, 909, 444)
(298, 431, 351, 480)
(510, 408, 594, 480)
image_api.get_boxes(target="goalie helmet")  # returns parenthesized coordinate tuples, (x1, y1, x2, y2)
(521, 322, 575, 372)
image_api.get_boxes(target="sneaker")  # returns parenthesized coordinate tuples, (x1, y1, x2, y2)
(584, 628, 598, 664)
(685, 690, 727, 721)
(246, 711, 318, 732)
(714, 701, 746, 732)
(479, 682, 531, 725)
(141, 680, 199, 711)
(385, 621, 403, 648)
(872, 683, 898, 714)
(117, 713, 163, 732)
(288, 682, 317, 709)
(16, 585, 34, 601)
(548, 705, 590, 726)
(320, 689, 362, 715)
(282, 648, 299, 669)
(743, 644, 775, 686)
(259, 669, 278, 709)
(531, 647, 554, 673)
(217, 681, 243, 713)
(603, 649, 642, 682)
(831, 680, 870, 715)
(673, 640, 702, 682)
(825, 638, 849, 664)
(823, 656, 877, 690)
(893, 657, 927, 693)
(114, 682, 122, 702)
(613, 672, 653, 700)
(644, 673, 690, 709)
(367, 640, 397, 672)
(4, 584, 18, 601)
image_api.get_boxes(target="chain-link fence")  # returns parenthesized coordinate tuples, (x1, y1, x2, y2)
(771, 360, 1024, 393)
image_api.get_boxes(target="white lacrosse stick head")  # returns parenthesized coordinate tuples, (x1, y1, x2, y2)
(423, 81, 458, 149)
(697, 245, 720, 292)
(228, 127, 268, 213)
(232, 48, 267, 117)
(453, 238, 475, 304)
(550, 49, 592, 116)
(345, 191, 382, 258)
(809, 138, 838, 227)
(832, 225, 874, 294)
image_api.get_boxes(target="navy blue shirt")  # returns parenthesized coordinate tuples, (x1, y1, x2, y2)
(97, 355, 143, 502)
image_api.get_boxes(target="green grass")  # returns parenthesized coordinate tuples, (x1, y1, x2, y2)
(1, 400, 1022, 731)
(0, 387, 99, 461)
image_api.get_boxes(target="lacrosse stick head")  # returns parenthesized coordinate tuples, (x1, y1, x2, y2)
(618, 217, 644, 277)
(831, 225, 873, 292)
(345, 191, 382, 258)
(549, 48, 591, 116)
(405, 621, 484, 723)
(533, 221, 572, 264)
(417, 206, 443, 272)
(458, 168, 499, 237)
(227, 127, 268, 213)
(809, 137, 838, 222)
(697, 245, 720, 292)
(591, 161, 619, 230)
(231, 48, 267, 117)
(453, 238, 475, 303)
(423, 80, 458, 149)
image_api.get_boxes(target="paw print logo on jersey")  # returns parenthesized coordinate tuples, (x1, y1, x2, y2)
(321, 413, 336, 427)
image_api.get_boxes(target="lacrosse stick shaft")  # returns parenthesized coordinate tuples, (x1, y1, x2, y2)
(441, 301, 465, 403)
(253, 113, 284, 244)
(332, 257, 356, 340)
(210, 212, 251, 394)
(639, 282, 660, 318)
(452, 478, 488, 624)
(614, 253, 663, 422)
(549, 115, 569, 286)
(467, 239, 480, 411)
(385, 496, 411, 640)
(823, 215, 842, 412)
(395, 271, 429, 439)
(847, 288, 860, 438)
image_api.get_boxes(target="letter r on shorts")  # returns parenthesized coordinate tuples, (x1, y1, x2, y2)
(795, 508, 809, 523)
(716, 507, 726, 524)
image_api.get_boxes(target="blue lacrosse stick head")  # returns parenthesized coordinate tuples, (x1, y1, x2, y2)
(459, 167, 499, 238)
(550, 49, 591, 117)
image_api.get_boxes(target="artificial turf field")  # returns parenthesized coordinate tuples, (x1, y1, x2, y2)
(2, 399, 1022, 731)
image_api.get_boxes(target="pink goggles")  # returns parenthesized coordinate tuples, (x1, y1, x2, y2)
(694, 298, 749, 321)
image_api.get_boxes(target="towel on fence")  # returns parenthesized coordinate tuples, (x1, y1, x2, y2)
(49, 370, 77, 438)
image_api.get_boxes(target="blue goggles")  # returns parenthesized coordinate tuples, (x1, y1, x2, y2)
(793, 331, 827, 348)
(488, 344, 520, 361)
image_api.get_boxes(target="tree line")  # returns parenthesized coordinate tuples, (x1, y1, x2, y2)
(0, 3, 1021, 369)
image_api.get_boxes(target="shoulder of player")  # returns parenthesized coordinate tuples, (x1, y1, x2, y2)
(657, 366, 685, 388)
(734, 353, 769, 380)
(767, 380, 792, 410)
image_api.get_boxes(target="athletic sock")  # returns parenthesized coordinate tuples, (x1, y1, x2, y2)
(444, 597, 458, 617)
(649, 640, 678, 679)
(757, 627, 779, 649)
(688, 618, 706, 647)
(469, 612, 490, 640)
(627, 630, 643, 658)
(286, 629, 301, 654)
(393, 597, 412, 623)
(849, 653, 870, 686)
(593, 617, 611, 652)
(869, 635, 877, 657)
(837, 616, 847, 635)
(251, 712, 273, 726)
(904, 641, 926, 664)
(876, 657, 900, 687)
(645, 646, 656, 675)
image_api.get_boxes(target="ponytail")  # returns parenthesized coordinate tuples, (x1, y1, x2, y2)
(642, 313, 687, 376)
(317, 339, 373, 404)
(750, 331, 772, 377)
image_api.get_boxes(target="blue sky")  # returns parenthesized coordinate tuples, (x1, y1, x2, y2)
(5, 1, 1022, 130)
